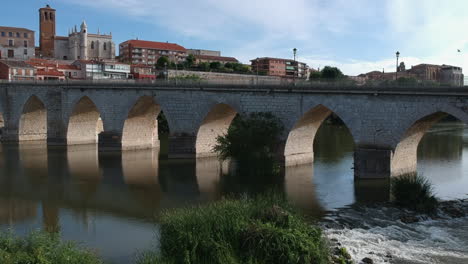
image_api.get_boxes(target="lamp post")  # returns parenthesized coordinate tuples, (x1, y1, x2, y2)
(255, 57, 259, 85)
(395, 51, 400, 80)
(175, 59, 178, 86)
(293, 48, 297, 85)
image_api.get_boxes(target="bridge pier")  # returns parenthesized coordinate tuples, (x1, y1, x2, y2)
(354, 148, 392, 179)
(168, 133, 196, 159)
(98, 131, 122, 152)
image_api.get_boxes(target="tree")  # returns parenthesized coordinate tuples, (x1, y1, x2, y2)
(210, 61, 222, 70)
(224, 62, 234, 69)
(309, 71, 321, 80)
(199, 62, 210, 72)
(213, 112, 284, 162)
(186, 54, 196, 68)
(156, 56, 170, 69)
(320, 66, 344, 80)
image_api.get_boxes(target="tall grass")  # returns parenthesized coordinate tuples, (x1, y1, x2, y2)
(391, 173, 438, 214)
(138, 193, 329, 264)
(0, 231, 103, 264)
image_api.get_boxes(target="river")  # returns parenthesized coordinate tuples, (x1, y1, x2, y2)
(0, 119, 466, 263)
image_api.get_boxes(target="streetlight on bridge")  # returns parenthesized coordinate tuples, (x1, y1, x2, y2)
(395, 51, 400, 80)
(293, 48, 297, 85)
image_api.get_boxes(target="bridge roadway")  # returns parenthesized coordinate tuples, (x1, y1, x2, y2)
(1, 82, 468, 179)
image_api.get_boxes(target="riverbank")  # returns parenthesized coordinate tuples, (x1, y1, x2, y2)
(321, 199, 468, 263)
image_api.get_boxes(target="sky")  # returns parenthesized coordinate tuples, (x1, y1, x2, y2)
(2, 0, 468, 75)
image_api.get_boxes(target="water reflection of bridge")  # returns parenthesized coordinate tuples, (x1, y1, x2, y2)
(0, 119, 464, 227)
(0, 142, 338, 225)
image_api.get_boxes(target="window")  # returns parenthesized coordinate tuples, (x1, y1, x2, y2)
(45, 12, 48, 20)
(24, 49, 27, 55)
(1, 32, 4, 37)
(8, 40, 13, 46)
(50, 13, 54, 21)
(91, 41, 94, 49)
(8, 32, 12, 37)
(104, 42, 107, 50)
(8, 50, 14, 58)
(24, 33, 28, 38)
(23, 40, 27, 47)
(16, 32, 20, 38)
(73, 72, 77, 76)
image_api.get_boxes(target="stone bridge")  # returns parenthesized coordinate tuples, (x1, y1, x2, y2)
(1, 82, 468, 179)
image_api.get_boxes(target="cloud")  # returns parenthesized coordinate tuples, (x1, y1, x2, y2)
(62, 0, 468, 76)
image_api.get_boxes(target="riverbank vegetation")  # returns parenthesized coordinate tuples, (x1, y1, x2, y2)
(137, 194, 330, 264)
(391, 173, 438, 214)
(0, 231, 102, 264)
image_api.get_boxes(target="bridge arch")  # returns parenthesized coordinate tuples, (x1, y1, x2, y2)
(67, 96, 103, 145)
(122, 96, 161, 150)
(284, 104, 355, 166)
(391, 111, 466, 176)
(19, 95, 47, 141)
(196, 103, 238, 158)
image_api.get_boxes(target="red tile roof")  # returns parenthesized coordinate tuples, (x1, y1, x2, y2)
(54, 36, 69, 40)
(36, 69, 65, 77)
(131, 64, 153, 68)
(57, 64, 79, 70)
(124, 40, 186, 52)
(0, 26, 34, 32)
(195, 55, 239, 63)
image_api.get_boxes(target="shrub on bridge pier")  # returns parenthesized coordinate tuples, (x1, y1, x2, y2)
(213, 112, 284, 163)
(391, 173, 438, 214)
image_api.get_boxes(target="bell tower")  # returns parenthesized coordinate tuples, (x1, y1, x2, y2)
(39, 4, 56, 57)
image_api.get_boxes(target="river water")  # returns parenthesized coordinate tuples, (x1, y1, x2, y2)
(0, 119, 467, 263)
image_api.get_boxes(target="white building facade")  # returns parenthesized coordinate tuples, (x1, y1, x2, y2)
(54, 21, 115, 61)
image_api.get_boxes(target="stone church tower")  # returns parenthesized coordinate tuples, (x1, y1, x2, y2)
(37, 4, 115, 60)
(80, 21, 88, 59)
(39, 5, 56, 57)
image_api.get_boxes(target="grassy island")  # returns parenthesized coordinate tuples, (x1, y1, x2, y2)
(138, 194, 330, 264)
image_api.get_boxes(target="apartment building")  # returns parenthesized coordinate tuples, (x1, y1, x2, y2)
(250, 57, 308, 78)
(0, 60, 36, 81)
(0, 26, 35, 60)
(119, 40, 187, 65)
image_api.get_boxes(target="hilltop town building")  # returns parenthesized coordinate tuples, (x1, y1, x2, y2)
(441, 65, 464, 86)
(72, 60, 130, 80)
(187, 49, 221, 57)
(38, 5, 115, 60)
(0, 60, 36, 81)
(119, 40, 187, 65)
(194, 55, 239, 65)
(250, 57, 308, 78)
(360, 63, 464, 86)
(0, 26, 35, 60)
(130, 64, 155, 80)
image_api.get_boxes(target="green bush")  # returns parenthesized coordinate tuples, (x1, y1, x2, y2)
(213, 112, 284, 162)
(391, 173, 438, 214)
(0, 231, 103, 264)
(139, 194, 329, 264)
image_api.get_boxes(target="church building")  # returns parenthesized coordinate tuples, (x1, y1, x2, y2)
(38, 5, 115, 60)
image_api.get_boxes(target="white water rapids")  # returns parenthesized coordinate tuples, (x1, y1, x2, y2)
(322, 200, 468, 264)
